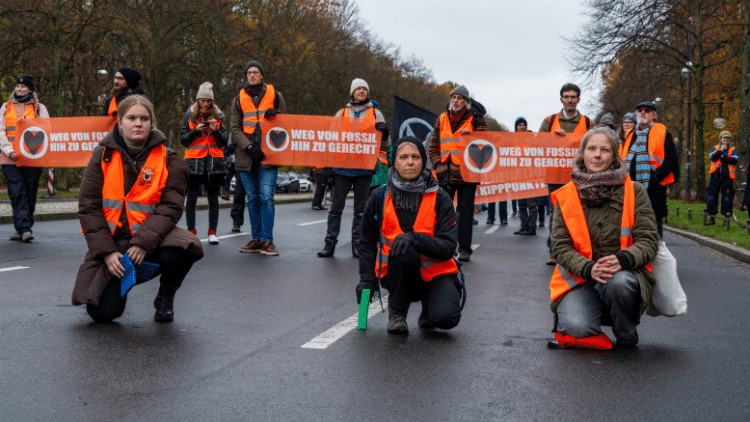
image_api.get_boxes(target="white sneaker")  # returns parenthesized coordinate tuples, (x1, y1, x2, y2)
(21, 232, 34, 242)
(10, 232, 21, 241)
(208, 234, 219, 245)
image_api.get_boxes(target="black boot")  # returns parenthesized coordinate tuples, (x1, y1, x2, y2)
(153, 288, 175, 323)
(317, 240, 336, 257)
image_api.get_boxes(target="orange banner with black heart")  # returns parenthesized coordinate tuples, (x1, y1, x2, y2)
(14, 116, 116, 167)
(457, 131, 583, 203)
(257, 114, 382, 169)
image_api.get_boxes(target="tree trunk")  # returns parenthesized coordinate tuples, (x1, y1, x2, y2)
(693, 11, 707, 201)
(740, 2, 750, 168)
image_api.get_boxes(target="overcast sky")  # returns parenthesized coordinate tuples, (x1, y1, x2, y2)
(355, 0, 601, 130)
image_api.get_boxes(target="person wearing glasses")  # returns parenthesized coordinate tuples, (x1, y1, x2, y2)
(538, 83, 592, 265)
(618, 101, 678, 238)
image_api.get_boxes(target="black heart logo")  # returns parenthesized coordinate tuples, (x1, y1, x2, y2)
(468, 143, 493, 169)
(23, 131, 45, 155)
(269, 130, 287, 148)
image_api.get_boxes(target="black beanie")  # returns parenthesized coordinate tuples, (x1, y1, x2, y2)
(391, 136, 428, 172)
(514, 117, 528, 131)
(16, 75, 35, 92)
(118, 67, 141, 90)
(244, 60, 264, 76)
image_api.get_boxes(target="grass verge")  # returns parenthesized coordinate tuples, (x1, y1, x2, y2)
(666, 198, 750, 250)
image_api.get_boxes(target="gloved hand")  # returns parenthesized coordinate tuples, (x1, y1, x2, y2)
(390, 232, 415, 257)
(375, 122, 389, 141)
(264, 109, 279, 120)
(356, 280, 375, 304)
(249, 143, 266, 162)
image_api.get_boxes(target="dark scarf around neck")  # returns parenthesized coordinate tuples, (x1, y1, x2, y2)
(570, 164, 628, 207)
(387, 168, 438, 212)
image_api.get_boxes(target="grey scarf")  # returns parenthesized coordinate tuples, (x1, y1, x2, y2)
(570, 164, 628, 207)
(387, 167, 438, 212)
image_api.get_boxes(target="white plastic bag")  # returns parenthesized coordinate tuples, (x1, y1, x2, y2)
(646, 241, 687, 317)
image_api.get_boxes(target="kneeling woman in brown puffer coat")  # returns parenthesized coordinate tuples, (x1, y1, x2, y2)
(72, 95, 203, 323)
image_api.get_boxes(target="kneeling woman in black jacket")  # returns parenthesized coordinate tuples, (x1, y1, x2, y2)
(357, 136, 462, 334)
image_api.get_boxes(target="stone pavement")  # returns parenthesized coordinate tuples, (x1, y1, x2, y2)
(0, 192, 315, 223)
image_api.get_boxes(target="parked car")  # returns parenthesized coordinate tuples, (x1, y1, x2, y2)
(276, 173, 300, 193)
(298, 178, 312, 193)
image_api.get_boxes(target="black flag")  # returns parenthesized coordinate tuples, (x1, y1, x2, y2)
(392, 96, 438, 152)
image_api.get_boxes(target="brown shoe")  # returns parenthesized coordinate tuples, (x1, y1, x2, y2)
(260, 241, 279, 256)
(239, 239, 262, 253)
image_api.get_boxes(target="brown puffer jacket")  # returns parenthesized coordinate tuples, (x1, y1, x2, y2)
(550, 181, 659, 317)
(72, 127, 203, 306)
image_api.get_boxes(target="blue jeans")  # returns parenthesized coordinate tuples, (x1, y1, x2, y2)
(556, 270, 641, 345)
(2, 165, 42, 234)
(239, 167, 277, 243)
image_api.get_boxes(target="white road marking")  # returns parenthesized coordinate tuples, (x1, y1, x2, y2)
(199, 233, 249, 243)
(0, 266, 29, 273)
(302, 296, 389, 350)
(472, 244, 480, 250)
(298, 219, 327, 226)
(485, 225, 499, 234)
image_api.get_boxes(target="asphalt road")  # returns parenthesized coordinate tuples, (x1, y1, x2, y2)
(1, 201, 749, 421)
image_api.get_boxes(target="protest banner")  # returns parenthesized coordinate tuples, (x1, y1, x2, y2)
(458, 131, 583, 202)
(258, 114, 382, 169)
(15, 116, 116, 167)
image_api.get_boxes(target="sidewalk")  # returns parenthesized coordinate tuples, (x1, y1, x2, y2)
(0, 192, 315, 224)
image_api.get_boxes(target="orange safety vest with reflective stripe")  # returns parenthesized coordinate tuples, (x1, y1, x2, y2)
(240, 84, 276, 136)
(548, 113, 591, 135)
(185, 119, 224, 159)
(708, 144, 737, 179)
(619, 122, 674, 186)
(376, 190, 459, 281)
(438, 112, 473, 165)
(106, 97, 118, 117)
(4, 102, 36, 142)
(340, 106, 388, 165)
(548, 177, 651, 301)
(101, 145, 168, 236)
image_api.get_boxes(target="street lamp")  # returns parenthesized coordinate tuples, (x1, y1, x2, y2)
(683, 62, 694, 197)
(96, 55, 108, 81)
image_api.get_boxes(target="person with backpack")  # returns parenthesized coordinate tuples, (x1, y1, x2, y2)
(317, 78, 389, 258)
(357, 136, 462, 335)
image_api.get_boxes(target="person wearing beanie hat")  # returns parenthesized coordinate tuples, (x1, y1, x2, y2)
(427, 83, 488, 262)
(0, 75, 50, 242)
(621, 112, 636, 141)
(101, 66, 146, 116)
(705, 129, 739, 220)
(317, 78, 390, 258)
(357, 136, 462, 334)
(181, 82, 228, 245)
(620, 100, 678, 237)
(539, 83, 592, 265)
(230, 58, 287, 256)
(511, 116, 545, 236)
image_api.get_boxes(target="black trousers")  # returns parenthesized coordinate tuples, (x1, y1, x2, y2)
(311, 172, 328, 207)
(86, 247, 199, 323)
(186, 174, 223, 232)
(325, 174, 372, 246)
(442, 183, 476, 256)
(231, 171, 247, 227)
(384, 252, 461, 330)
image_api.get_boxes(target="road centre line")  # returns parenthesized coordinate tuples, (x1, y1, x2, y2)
(0, 266, 30, 273)
(298, 219, 327, 226)
(302, 296, 390, 349)
(199, 233, 248, 243)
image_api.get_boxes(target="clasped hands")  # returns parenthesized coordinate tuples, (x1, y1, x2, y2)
(590, 254, 621, 284)
(104, 245, 147, 278)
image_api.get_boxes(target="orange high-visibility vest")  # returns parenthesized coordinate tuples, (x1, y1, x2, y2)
(548, 113, 591, 135)
(709, 144, 737, 179)
(548, 177, 651, 301)
(619, 122, 674, 186)
(4, 102, 36, 142)
(376, 190, 459, 281)
(340, 106, 387, 165)
(185, 119, 224, 159)
(240, 84, 276, 136)
(101, 145, 168, 236)
(438, 112, 473, 165)
(106, 97, 118, 117)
